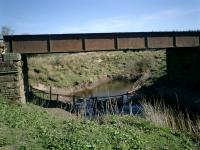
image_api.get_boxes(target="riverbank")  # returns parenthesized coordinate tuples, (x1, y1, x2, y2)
(28, 50, 166, 95)
(31, 75, 111, 96)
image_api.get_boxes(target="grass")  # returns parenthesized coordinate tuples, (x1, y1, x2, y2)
(0, 96, 199, 150)
(140, 99, 200, 146)
(28, 50, 166, 88)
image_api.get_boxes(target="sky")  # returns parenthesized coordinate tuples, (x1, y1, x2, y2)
(0, 0, 200, 34)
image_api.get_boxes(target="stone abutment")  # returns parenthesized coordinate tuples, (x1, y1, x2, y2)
(0, 53, 26, 103)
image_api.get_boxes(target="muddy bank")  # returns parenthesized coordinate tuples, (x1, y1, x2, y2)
(32, 75, 112, 96)
(31, 72, 150, 97)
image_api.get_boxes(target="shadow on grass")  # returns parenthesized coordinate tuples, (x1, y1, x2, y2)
(137, 75, 200, 114)
(28, 92, 72, 111)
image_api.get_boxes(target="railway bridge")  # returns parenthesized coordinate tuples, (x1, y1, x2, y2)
(1, 31, 200, 103)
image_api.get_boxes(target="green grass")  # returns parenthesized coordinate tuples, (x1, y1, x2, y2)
(28, 50, 166, 88)
(0, 96, 199, 150)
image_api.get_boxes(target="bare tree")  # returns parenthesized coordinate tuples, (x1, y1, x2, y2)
(0, 26, 13, 56)
(1, 26, 14, 38)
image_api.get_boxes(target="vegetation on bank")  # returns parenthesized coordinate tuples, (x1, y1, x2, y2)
(140, 100, 200, 146)
(28, 50, 166, 88)
(0, 96, 199, 150)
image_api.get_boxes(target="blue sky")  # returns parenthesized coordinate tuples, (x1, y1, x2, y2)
(0, 0, 200, 34)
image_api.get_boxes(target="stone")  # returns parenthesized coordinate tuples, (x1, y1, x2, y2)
(4, 53, 21, 62)
(0, 53, 25, 104)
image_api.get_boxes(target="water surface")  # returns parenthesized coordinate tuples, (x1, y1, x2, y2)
(74, 80, 134, 98)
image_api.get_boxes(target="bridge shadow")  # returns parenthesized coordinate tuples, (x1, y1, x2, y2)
(28, 92, 72, 111)
(137, 74, 200, 114)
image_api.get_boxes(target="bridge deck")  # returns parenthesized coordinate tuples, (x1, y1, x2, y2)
(3, 31, 200, 54)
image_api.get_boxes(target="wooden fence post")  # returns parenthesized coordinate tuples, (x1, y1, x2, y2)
(50, 87, 52, 101)
(56, 94, 59, 101)
(94, 97, 97, 115)
(73, 95, 75, 112)
(128, 91, 132, 115)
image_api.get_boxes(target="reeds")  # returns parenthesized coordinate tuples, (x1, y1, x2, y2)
(140, 99, 200, 138)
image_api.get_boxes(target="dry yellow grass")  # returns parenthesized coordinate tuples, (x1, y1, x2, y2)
(28, 50, 166, 88)
(140, 99, 200, 139)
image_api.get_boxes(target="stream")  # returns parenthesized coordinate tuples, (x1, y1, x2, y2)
(72, 80, 143, 117)
(74, 80, 134, 98)
(30, 79, 144, 117)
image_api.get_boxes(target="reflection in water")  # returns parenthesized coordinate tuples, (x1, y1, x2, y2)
(74, 80, 134, 98)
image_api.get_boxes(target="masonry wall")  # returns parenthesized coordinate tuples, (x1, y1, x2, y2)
(0, 53, 25, 103)
(167, 47, 200, 88)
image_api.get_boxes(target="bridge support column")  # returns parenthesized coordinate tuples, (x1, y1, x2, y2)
(0, 53, 26, 103)
(166, 47, 200, 89)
